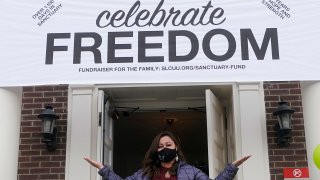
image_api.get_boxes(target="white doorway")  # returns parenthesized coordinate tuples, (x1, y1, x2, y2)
(98, 85, 236, 179)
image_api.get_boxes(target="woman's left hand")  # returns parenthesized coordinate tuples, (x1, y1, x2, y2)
(84, 157, 104, 170)
(231, 155, 251, 167)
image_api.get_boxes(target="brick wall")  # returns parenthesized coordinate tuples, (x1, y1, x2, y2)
(264, 81, 308, 180)
(18, 85, 68, 180)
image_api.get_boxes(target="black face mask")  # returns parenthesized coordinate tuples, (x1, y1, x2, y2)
(157, 148, 177, 162)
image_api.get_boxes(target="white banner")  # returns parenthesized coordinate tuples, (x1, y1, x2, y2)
(1, 0, 320, 86)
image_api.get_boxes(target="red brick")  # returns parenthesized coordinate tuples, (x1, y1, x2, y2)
(291, 101, 302, 106)
(22, 115, 38, 121)
(18, 174, 39, 180)
(23, 86, 34, 92)
(292, 112, 304, 118)
(295, 149, 307, 155)
(39, 174, 59, 179)
(19, 162, 39, 168)
(17, 168, 30, 174)
(54, 107, 66, 113)
(280, 95, 301, 101)
(34, 97, 54, 103)
(288, 143, 305, 149)
(23, 103, 42, 109)
(44, 92, 63, 97)
(270, 168, 283, 174)
(278, 83, 299, 89)
(55, 120, 67, 126)
(270, 175, 276, 180)
(21, 109, 33, 114)
(293, 136, 306, 142)
(275, 174, 283, 180)
(51, 156, 66, 161)
(20, 132, 31, 138)
(19, 144, 31, 150)
(30, 168, 50, 174)
(35, 86, 54, 91)
(20, 138, 41, 144)
(268, 89, 290, 95)
(22, 98, 34, 103)
(23, 92, 43, 98)
(31, 144, 47, 150)
(265, 95, 280, 101)
(51, 167, 65, 173)
(284, 155, 306, 161)
(54, 85, 68, 91)
(41, 150, 61, 156)
(20, 150, 41, 156)
(32, 121, 42, 127)
(41, 162, 60, 167)
(273, 149, 295, 155)
(292, 124, 305, 131)
(292, 119, 303, 124)
(18, 156, 31, 162)
(33, 108, 45, 115)
(289, 89, 301, 94)
(275, 161, 295, 167)
(296, 161, 308, 167)
(31, 156, 51, 162)
(291, 131, 305, 136)
(54, 97, 68, 102)
(264, 83, 279, 89)
(269, 155, 284, 161)
(21, 126, 41, 132)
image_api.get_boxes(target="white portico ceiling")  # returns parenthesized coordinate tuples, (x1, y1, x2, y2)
(102, 85, 232, 107)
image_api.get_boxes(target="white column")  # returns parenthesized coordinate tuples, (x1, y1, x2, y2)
(301, 81, 320, 179)
(0, 87, 22, 180)
(233, 82, 270, 180)
(65, 85, 99, 180)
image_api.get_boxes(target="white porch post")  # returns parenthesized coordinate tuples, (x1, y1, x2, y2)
(301, 81, 320, 179)
(65, 85, 99, 180)
(233, 82, 270, 180)
(0, 87, 22, 180)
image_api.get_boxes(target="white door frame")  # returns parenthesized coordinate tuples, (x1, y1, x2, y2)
(65, 82, 270, 180)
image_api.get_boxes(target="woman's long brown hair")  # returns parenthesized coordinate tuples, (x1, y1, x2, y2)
(142, 131, 185, 178)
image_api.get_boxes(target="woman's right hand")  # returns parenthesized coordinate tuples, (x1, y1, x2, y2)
(84, 157, 104, 170)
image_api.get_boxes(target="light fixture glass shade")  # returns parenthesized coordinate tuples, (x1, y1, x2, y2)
(273, 100, 294, 130)
(42, 117, 55, 134)
(278, 112, 292, 130)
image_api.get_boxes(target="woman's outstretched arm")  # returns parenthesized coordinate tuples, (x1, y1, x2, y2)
(84, 157, 124, 179)
(231, 155, 251, 167)
(84, 157, 142, 180)
(84, 157, 104, 169)
(214, 155, 251, 180)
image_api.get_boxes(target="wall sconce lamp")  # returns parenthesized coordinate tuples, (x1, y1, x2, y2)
(273, 100, 295, 147)
(38, 105, 59, 151)
(165, 118, 178, 126)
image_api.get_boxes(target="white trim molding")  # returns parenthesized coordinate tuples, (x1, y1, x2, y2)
(233, 82, 270, 180)
(301, 81, 320, 179)
(0, 87, 22, 180)
(65, 85, 100, 180)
